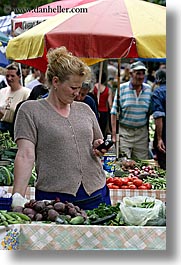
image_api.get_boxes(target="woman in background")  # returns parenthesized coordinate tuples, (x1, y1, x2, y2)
(93, 70, 113, 139)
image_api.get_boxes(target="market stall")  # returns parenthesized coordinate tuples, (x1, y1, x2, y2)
(0, 185, 166, 251)
(0, 132, 166, 251)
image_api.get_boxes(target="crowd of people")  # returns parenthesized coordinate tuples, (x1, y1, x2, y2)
(0, 49, 166, 209)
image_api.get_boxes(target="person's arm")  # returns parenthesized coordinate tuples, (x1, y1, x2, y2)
(91, 100, 99, 120)
(151, 88, 166, 153)
(110, 88, 119, 143)
(155, 117, 166, 153)
(13, 139, 35, 197)
(108, 87, 113, 110)
(0, 108, 4, 119)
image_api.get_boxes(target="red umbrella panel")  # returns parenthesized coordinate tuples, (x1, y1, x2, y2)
(45, 1, 138, 59)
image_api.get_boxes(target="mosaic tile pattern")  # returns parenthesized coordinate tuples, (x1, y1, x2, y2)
(0, 225, 20, 250)
(18, 223, 166, 250)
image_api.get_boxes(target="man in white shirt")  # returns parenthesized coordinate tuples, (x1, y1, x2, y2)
(24, 67, 41, 87)
(0, 63, 30, 137)
(26, 72, 45, 90)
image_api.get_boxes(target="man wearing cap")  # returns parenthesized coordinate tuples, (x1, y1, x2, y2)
(110, 61, 152, 160)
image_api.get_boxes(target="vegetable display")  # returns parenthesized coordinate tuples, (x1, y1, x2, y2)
(106, 159, 166, 190)
(86, 202, 124, 226)
(119, 196, 166, 226)
(0, 164, 37, 186)
(143, 176, 166, 190)
(0, 195, 166, 228)
(12, 198, 88, 225)
(0, 132, 166, 228)
(0, 210, 31, 226)
(0, 131, 17, 160)
(0, 164, 14, 186)
(10, 199, 124, 226)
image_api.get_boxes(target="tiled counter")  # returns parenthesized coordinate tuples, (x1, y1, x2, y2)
(0, 223, 166, 250)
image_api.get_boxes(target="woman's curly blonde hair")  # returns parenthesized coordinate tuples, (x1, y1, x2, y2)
(46, 47, 91, 87)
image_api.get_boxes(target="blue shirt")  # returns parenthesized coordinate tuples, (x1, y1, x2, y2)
(151, 84, 166, 119)
(110, 81, 152, 128)
(151, 84, 166, 143)
(83, 95, 99, 120)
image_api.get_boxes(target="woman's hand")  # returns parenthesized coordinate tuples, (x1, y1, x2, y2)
(93, 139, 107, 156)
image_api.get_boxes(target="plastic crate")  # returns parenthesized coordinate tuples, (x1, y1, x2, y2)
(0, 196, 12, 211)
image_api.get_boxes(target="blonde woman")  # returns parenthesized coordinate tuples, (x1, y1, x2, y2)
(12, 47, 111, 210)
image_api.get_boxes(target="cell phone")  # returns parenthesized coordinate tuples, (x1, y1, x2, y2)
(96, 139, 114, 151)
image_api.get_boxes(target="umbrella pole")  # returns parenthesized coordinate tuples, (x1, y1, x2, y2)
(18, 63, 23, 86)
(116, 59, 121, 160)
(97, 61, 103, 105)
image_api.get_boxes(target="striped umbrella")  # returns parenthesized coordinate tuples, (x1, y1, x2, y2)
(7, 0, 166, 72)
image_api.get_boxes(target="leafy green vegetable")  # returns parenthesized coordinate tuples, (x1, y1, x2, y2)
(86, 202, 120, 218)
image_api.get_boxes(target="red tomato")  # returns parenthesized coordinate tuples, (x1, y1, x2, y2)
(106, 177, 114, 184)
(138, 185, 148, 190)
(143, 183, 152, 190)
(107, 183, 114, 189)
(121, 177, 129, 185)
(128, 176, 133, 181)
(112, 177, 121, 185)
(128, 184, 137, 189)
(110, 184, 120, 189)
(133, 179, 143, 187)
(120, 185, 129, 189)
(132, 176, 139, 181)
(107, 183, 119, 189)
(114, 178, 123, 187)
(127, 181, 133, 186)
